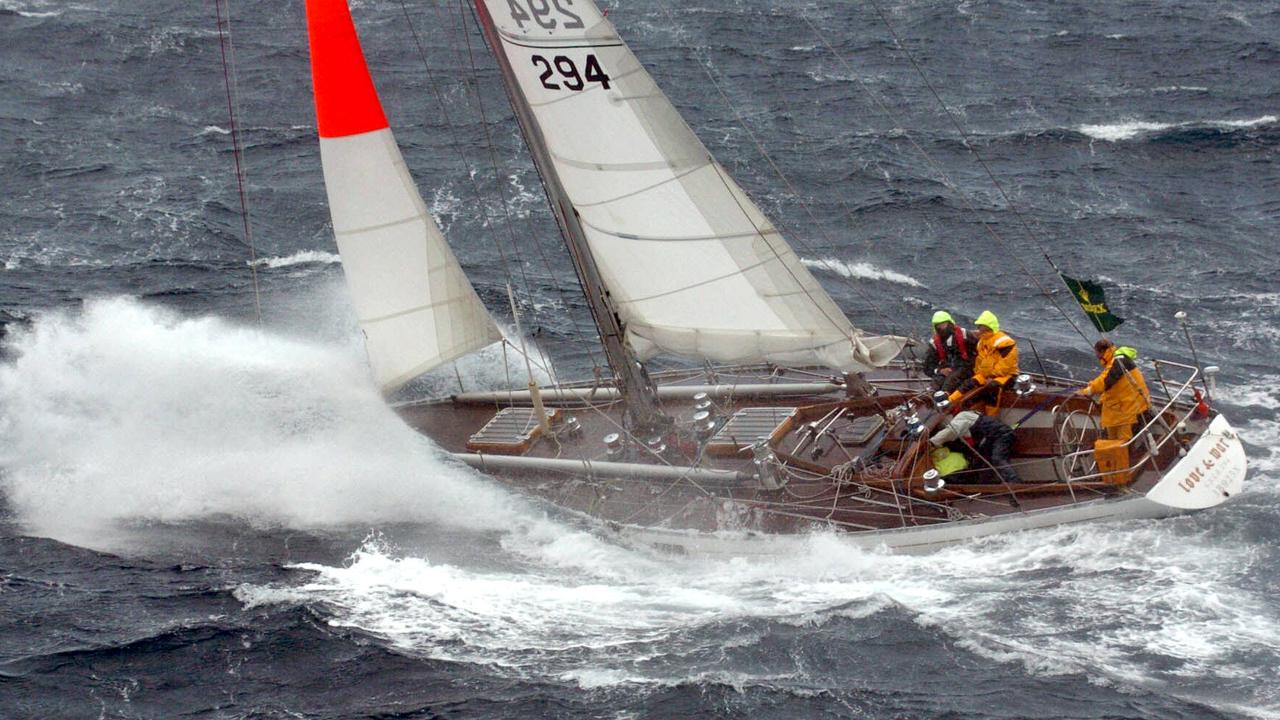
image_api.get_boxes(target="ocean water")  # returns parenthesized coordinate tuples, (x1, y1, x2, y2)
(1, 1, 1277, 718)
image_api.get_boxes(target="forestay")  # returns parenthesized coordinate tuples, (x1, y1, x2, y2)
(306, 0, 500, 391)
(475, 0, 905, 371)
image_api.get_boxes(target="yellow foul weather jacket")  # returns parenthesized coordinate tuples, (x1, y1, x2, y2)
(1083, 346, 1151, 432)
(973, 330, 1019, 386)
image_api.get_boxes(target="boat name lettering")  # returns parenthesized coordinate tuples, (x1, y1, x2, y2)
(531, 54, 612, 91)
(1177, 436, 1231, 493)
(507, 0, 584, 31)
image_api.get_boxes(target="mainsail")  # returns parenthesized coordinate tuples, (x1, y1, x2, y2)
(474, 0, 905, 371)
(306, 0, 501, 392)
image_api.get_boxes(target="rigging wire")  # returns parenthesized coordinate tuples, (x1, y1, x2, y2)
(650, 0, 910, 341)
(450, 2, 608, 377)
(391, 0, 559, 387)
(803, 1, 1093, 344)
(453, 0, 609, 376)
(212, 0, 262, 324)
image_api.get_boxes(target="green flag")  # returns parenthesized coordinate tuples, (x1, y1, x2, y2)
(1060, 273, 1124, 332)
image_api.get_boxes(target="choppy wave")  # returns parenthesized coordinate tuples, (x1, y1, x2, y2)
(1078, 115, 1277, 141)
(803, 257, 926, 288)
(0, 1, 62, 18)
(251, 250, 341, 269)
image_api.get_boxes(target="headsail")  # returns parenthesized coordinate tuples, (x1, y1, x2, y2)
(474, 0, 905, 371)
(306, 0, 501, 392)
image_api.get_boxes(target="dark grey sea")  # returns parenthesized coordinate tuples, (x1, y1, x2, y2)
(1, 1, 1277, 718)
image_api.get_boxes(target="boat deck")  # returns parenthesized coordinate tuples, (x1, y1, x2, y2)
(394, 364, 1192, 537)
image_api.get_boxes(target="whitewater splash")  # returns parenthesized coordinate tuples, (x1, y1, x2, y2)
(1078, 114, 1277, 141)
(802, 257, 926, 288)
(238, 502, 1280, 715)
(231, 375, 1278, 715)
(0, 297, 525, 543)
(251, 249, 341, 269)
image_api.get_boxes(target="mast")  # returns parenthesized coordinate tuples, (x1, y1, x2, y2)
(471, 1, 667, 431)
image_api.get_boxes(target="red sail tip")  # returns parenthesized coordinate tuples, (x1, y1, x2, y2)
(305, 0, 389, 138)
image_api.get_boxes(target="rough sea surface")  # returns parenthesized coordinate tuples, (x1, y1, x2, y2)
(1, 1, 1278, 718)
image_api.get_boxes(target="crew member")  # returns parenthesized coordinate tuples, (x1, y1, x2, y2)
(949, 310, 1019, 411)
(1077, 339, 1150, 441)
(922, 310, 978, 392)
(929, 409, 1022, 484)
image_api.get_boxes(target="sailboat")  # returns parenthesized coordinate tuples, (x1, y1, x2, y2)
(302, 0, 1246, 554)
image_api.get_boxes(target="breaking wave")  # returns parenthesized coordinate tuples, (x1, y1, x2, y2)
(1077, 114, 1277, 141)
(802, 257, 926, 288)
(251, 249, 342, 269)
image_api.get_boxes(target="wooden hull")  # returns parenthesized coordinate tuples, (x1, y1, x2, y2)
(394, 363, 1246, 555)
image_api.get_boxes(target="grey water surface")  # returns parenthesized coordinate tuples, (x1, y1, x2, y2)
(1, 1, 1277, 718)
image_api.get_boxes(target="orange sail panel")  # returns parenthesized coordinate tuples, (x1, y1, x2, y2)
(304, 0, 501, 391)
(305, 0, 388, 138)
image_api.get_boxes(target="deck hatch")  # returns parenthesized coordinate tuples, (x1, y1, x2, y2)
(834, 415, 884, 445)
(466, 406, 558, 454)
(706, 407, 797, 457)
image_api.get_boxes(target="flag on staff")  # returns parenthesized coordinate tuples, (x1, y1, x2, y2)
(1060, 273, 1124, 332)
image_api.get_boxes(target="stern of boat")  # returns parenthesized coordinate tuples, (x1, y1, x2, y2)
(1144, 413, 1247, 510)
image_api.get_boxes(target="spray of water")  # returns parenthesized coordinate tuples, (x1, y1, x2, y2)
(0, 297, 524, 542)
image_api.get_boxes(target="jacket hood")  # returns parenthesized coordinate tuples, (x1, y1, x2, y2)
(931, 310, 954, 326)
(974, 310, 999, 332)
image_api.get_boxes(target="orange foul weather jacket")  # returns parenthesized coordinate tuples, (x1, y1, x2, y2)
(972, 331, 1020, 386)
(1084, 347, 1151, 432)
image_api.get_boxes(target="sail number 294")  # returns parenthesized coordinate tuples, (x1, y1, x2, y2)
(506, 0, 584, 30)
(531, 54, 611, 91)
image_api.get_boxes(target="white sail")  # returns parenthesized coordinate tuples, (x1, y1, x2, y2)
(475, 0, 905, 371)
(306, 0, 501, 391)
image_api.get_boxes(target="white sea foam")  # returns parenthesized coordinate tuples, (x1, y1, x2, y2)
(1078, 120, 1176, 141)
(0, 298, 524, 544)
(235, 512, 1280, 717)
(802, 257, 926, 288)
(1240, 417, 1280, 480)
(1217, 375, 1280, 411)
(0, 0, 62, 17)
(250, 249, 341, 269)
(1079, 115, 1277, 141)
(232, 403, 1280, 711)
(1220, 115, 1279, 128)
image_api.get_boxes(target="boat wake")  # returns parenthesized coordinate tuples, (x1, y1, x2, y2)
(250, 368, 1280, 718)
(238, 503, 1280, 717)
(237, 373, 1278, 714)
